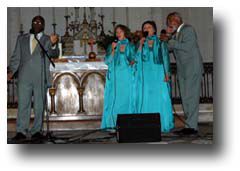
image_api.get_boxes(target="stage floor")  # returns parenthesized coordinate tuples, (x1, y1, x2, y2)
(7, 123, 213, 144)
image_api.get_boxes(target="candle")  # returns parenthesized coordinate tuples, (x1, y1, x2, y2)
(126, 7, 129, 26)
(113, 7, 115, 21)
(38, 7, 41, 15)
(65, 7, 68, 16)
(52, 7, 56, 23)
(19, 8, 23, 33)
(150, 7, 153, 20)
(75, 7, 80, 21)
(19, 8, 22, 25)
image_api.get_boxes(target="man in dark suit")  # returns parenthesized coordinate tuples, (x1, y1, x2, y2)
(8, 16, 59, 142)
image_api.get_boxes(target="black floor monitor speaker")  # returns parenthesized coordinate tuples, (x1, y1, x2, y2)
(116, 113, 161, 143)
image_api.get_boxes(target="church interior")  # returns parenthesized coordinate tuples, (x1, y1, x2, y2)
(7, 7, 213, 144)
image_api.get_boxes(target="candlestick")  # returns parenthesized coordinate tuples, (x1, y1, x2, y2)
(112, 21, 116, 31)
(19, 23, 24, 35)
(64, 15, 70, 37)
(52, 23, 57, 35)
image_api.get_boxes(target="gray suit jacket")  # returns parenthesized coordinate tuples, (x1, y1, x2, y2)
(168, 24, 203, 78)
(9, 33, 59, 86)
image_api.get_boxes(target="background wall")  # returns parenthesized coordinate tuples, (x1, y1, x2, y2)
(7, 7, 213, 64)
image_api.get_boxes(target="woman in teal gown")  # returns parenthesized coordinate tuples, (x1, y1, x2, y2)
(136, 21, 174, 132)
(101, 25, 136, 130)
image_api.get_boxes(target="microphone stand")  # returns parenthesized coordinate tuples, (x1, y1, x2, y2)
(34, 34, 57, 143)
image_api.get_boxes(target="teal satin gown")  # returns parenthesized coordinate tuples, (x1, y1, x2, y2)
(136, 35, 174, 132)
(101, 39, 137, 129)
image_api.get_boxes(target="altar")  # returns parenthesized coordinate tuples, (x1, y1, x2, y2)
(47, 57, 107, 122)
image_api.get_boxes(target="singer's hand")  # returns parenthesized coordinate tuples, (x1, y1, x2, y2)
(138, 37, 146, 51)
(111, 42, 117, 57)
(112, 42, 117, 51)
(140, 37, 146, 46)
(7, 71, 13, 81)
(129, 60, 135, 66)
(50, 34, 58, 45)
(160, 35, 169, 41)
(164, 75, 170, 82)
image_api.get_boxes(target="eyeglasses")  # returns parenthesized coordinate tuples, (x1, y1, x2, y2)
(33, 21, 43, 25)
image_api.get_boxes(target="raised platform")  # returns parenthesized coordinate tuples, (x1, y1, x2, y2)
(7, 122, 213, 144)
(7, 104, 213, 132)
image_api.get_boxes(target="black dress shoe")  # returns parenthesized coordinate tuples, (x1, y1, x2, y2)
(11, 132, 27, 142)
(174, 128, 198, 135)
(31, 132, 44, 140)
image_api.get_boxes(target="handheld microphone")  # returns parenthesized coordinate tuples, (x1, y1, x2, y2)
(160, 29, 167, 34)
(29, 28, 34, 34)
(143, 31, 148, 38)
(142, 31, 148, 47)
(113, 38, 118, 50)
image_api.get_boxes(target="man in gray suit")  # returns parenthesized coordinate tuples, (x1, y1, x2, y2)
(164, 12, 204, 135)
(8, 16, 59, 142)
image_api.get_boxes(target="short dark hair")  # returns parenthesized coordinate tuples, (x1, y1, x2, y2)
(141, 20, 157, 35)
(32, 15, 45, 27)
(114, 24, 132, 40)
(166, 12, 183, 25)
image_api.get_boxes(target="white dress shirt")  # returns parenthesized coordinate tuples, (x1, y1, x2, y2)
(30, 32, 43, 54)
(30, 32, 56, 54)
(177, 23, 185, 33)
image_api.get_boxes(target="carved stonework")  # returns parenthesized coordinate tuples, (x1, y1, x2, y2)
(47, 62, 107, 120)
(61, 7, 102, 56)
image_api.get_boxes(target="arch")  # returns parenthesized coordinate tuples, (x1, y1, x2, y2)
(52, 72, 81, 89)
(80, 71, 105, 88)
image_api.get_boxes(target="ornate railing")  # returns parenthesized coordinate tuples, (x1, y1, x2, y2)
(170, 62, 213, 104)
(7, 62, 213, 108)
(7, 77, 18, 108)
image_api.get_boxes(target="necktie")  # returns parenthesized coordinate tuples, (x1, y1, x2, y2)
(32, 37, 37, 54)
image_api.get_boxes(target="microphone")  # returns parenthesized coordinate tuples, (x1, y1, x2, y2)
(160, 29, 167, 34)
(142, 31, 148, 47)
(29, 28, 34, 34)
(113, 38, 118, 50)
(30, 28, 37, 36)
(143, 31, 148, 38)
